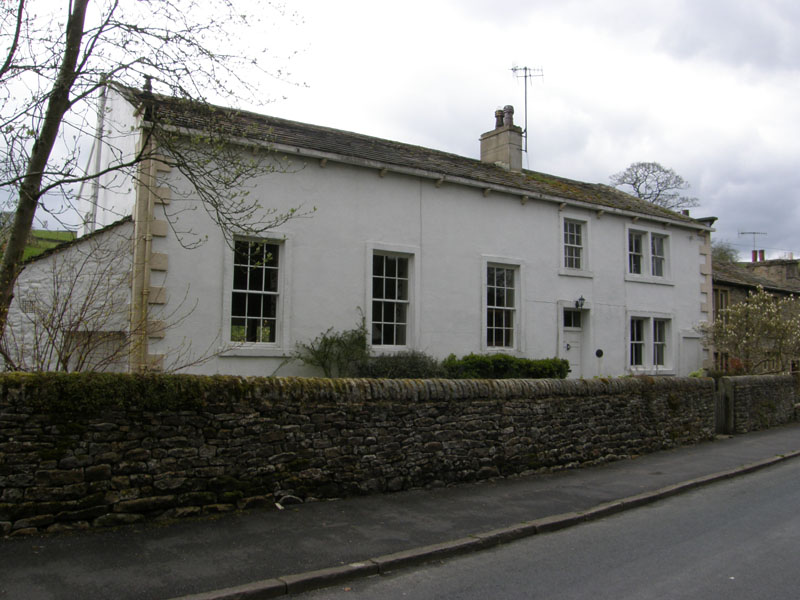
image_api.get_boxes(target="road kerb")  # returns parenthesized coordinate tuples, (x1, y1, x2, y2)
(372, 537, 487, 574)
(168, 449, 800, 599)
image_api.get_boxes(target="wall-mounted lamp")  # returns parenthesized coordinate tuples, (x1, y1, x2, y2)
(575, 296, 585, 309)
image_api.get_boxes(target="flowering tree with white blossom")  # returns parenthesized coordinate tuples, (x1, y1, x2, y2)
(701, 286, 800, 374)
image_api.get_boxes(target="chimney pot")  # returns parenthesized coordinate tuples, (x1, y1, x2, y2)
(752, 250, 758, 262)
(503, 105, 514, 127)
(494, 109, 504, 129)
(759, 249, 765, 262)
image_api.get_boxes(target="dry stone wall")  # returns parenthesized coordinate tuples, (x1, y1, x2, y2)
(1, 374, 718, 536)
(720, 375, 797, 433)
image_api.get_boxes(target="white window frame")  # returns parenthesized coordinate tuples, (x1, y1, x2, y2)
(653, 318, 668, 366)
(627, 312, 674, 374)
(365, 242, 419, 352)
(628, 231, 644, 275)
(651, 234, 667, 277)
(220, 234, 292, 357)
(559, 214, 592, 278)
(630, 317, 645, 367)
(482, 256, 524, 353)
(625, 225, 672, 284)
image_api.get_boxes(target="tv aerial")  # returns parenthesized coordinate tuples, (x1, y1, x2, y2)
(511, 65, 543, 153)
(738, 230, 767, 250)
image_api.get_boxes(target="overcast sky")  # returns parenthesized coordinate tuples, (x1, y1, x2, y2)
(251, 0, 800, 260)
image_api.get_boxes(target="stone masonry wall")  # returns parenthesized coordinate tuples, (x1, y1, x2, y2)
(721, 375, 797, 434)
(0, 374, 720, 536)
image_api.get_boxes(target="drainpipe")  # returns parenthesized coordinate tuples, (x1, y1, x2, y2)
(130, 137, 154, 373)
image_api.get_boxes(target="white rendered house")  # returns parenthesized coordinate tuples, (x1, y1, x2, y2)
(12, 86, 715, 377)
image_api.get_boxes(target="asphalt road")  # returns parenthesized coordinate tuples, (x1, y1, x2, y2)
(300, 458, 800, 599)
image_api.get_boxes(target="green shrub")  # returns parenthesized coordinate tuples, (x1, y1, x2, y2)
(294, 318, 369, 377)
(442, 353, 569, 379)
(356, 350, 447, 379)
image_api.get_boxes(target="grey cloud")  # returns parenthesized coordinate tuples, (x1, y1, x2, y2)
(656, 0, 800, 70)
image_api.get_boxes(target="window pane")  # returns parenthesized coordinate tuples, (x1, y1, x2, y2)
(248, 267, 263, 291)
(246, 295, 260, 317)
(373, 254, 384, 276)
(397, 258, 408, 279)
(397, 279, 408, 301)
(495, 287, 505, 307)
(265, 269, 279, 292)
(247, 242, 261, 265)
(231, 292, 247, 317)
(652, 257, 664, 277)
(372, 300, 382, 321)
(395, 303, 407, 325)
(231, 318, 246, 342)
(373, 277, 384, 300)
(264, 244, 279, 267)
(234, 241, 249, 265)
(262, 295, 277, 319)
(260, 319, 276, 343)
(233, 265, 247, 291)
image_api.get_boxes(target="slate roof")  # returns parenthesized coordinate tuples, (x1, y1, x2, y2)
(120, 85, 705, 228)
(713, 260, 800, 295)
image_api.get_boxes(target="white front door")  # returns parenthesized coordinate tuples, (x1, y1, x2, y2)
(562, 308, 583, 378)
(564, 330, 582, 377)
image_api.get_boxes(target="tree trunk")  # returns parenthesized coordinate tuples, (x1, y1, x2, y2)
(0, 0, 88, 341)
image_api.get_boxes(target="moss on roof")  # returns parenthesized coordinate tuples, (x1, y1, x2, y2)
(713, 260, 800, 294)
(118, 84, 705, 228)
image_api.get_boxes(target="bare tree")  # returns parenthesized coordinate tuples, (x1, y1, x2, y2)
(1, 220, 222, 372)
(711, 239, 740, 264)
(610, 162, 699, 211)
(0, 0, 301, 344)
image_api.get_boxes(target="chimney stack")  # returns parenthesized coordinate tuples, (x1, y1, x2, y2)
(480, 105, 523, 172)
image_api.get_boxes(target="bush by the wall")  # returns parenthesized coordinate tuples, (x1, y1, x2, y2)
(443, 353, 569, 379)
(293, 319, 369, 377)
(355, 350, 447, 379)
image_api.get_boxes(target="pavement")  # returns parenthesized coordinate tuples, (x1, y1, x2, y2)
(2, 424, 800, 600)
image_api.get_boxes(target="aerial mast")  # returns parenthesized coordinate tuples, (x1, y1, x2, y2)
(511, 66, 543, 153)
(739, 230, 767, 260)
